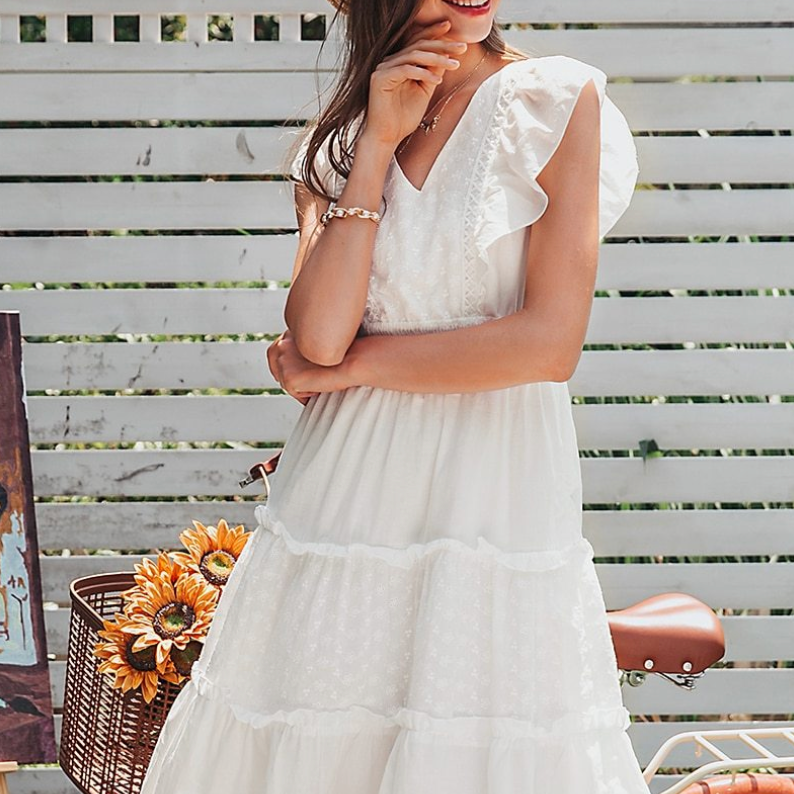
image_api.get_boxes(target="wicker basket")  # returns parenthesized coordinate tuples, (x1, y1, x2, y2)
(59, 572, 189, 794)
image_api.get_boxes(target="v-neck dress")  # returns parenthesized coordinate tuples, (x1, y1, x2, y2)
(140, 54, 644, 794)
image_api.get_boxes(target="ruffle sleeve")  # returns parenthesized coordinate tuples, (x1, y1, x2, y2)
(287, 127, 339, 196)
(287, 114, 364, 197)
(475, 55, 640, 268)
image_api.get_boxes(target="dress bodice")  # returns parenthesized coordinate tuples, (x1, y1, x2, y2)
(288, 55, 639, 338)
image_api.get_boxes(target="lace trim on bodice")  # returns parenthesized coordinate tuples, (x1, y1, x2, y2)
(461, 64, 517, 318)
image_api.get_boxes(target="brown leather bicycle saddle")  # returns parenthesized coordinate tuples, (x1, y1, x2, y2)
(607, 592, 725, 675)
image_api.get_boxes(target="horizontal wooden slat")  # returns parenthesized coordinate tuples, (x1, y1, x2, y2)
(33, 503, 794, 558)
(3, 287, 282, 334)
(632, 137, 794, 185)
(5, 130, 794, 186)
(1, 0, 792, 23)
(34, 501, 264, 550)
(5, 290, 794, 342)
(570, 350, 794, 398)
(0, 71, 329, 121)
(0, 126, 304, 178)
(29, 449, 794, 502)
(28, 395, 301, 442)
(0, 234, 298, 283)
(593, 242, 794, 291)
(26, 397, 794, 448)
(23, 341, 281, 390)
(1, 76, 793, 130)
(720, 616, 794, 663)
(0, 182, 295, 231)
(20, 343, 794, 394)
(596, 561, 794, 610)
(521, 29, 794, 78)
(4, 184, 794, 237)
(621, 669, 794, 716)
(3, 288, 288, 335)
(1, 28, 793, 77)
(582, 509, 794, 558)
(571, 402, 794, 450)
(0, 39, 344, 72)
(3, 239, 792, 291)
(607, 82, 794, 132)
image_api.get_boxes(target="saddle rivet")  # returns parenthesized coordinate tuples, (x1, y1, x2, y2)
(682, 661, 693, 672)
(644, 659, 654, 670)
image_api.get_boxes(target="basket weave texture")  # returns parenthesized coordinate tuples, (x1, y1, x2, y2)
(59, 572, 188, 794)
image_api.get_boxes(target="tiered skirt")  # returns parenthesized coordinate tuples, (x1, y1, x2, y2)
(139, 504, 652, 794)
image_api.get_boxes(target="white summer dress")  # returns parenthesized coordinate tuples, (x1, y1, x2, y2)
(140, 54, 644, 794)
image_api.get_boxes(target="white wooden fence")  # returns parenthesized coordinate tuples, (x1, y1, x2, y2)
(1, 0, 793, 791)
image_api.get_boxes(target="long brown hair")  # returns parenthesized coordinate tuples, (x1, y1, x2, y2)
(284, 0, 536, 205)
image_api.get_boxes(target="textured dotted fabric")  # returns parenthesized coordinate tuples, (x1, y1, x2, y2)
(140, 55, 648, 794)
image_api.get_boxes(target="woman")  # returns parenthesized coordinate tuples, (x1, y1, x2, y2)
(140, 0, 644, 791)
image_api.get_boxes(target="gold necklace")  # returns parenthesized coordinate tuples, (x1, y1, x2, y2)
(396, 51, 489, 157)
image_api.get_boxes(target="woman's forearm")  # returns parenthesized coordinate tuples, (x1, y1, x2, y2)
(342, 310, 577, 394)
(284, 133, 394, 367)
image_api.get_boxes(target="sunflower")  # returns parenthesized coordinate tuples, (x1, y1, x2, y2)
(120, 572, 218, 670)
(172, 519, 251, 589)
(95, 612, 182, 703)
(120, 550, 191, 610)
(92, 518, 247, 701)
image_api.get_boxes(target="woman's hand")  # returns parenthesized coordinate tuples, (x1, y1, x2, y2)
(267, 329, 354, 405)
(362, 20, 468, 148)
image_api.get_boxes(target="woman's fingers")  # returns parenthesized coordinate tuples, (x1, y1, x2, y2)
(381, 49, 461, 72)
(393, 63, 444, 85)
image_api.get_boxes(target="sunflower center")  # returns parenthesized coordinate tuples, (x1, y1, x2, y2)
(124, 637, 158, 672)
(153, 601, 195, 639)
(170, 639, 204, 677)
(199, 549, 236, 585)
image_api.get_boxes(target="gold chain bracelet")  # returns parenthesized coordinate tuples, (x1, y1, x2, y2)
(320, 205, 382, 227)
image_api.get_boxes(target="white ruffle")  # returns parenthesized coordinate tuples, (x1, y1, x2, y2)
(287, 114, 364, 196)
(190, 665, 629, 741)
(288, 126, 337, 195)
(254, 503, 593, 572)
(475, 55, 640, 270)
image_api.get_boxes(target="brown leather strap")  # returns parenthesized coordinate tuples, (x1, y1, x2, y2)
(239, 451, 281, 491)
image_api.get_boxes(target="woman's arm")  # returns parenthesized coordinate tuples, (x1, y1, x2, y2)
(340, 79, 603, 393)
(284, 135, 392, 367)
(284, 21, 465, 367)
(344, 311, 569, 393)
